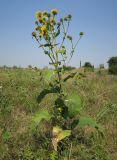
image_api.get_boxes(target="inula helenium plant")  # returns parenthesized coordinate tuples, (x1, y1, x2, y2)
(32, 9, 102, 156)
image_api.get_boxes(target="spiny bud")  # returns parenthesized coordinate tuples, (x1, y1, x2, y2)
(39, 17, 43, 23)
(64, 17, 68, 21)
(35, 21, 38, 25)
(67, 14, 72, 20)
(79, 32, 84, 36)
(67, 35, 72, 41)
(32, 32, 36, 37)
(36, 11, 42, 20)
(43, 11, 48, 16)
(47, 13, 51, 17)
(51, 9, 58, 15)
(50, 17, 55, 24)
(60, 18, 63, 23)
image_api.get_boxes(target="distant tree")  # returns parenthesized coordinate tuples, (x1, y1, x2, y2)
(13, 65, 17, 69)
(63, 65, 76, 71)
(84, 62, 93, 68)
(28, 65, 32, 69)
(84, 62, 94, 72)
(3, 65, 7, 69)
(107, 57, 117, 75)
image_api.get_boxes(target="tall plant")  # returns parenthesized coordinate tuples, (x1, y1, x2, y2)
(32, 9, 101, 154)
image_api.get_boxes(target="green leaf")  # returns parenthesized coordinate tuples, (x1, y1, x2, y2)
(56, 49, 66, 54)
(49, 62, 61, 66)
(44, 69, 54, 82)
(32, 110, 51, 125)
(78, 117, 104, 134)
(2, 131, 11, 141)
(63, 72, 77, 82)
(66, 93, 82, 118)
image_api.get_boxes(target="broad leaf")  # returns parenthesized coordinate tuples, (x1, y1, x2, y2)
(63, 72, 77, 82)
(32, 110, 51, 125)
(44, 69, 54, 82)
(65, 93, 82, 118)
(78, 117, 103, 133)
(37, 87, 60, 103)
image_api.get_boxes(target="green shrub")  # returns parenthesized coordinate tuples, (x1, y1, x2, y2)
(108, 57, 117, 75)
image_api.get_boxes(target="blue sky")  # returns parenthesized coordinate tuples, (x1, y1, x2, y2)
(0, 0, 117, 68)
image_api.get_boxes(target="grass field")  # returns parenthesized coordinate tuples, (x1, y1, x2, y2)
(0, 67, 117, 160)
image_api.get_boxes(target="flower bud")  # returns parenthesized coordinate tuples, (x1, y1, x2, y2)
(51, 9, 58, 15)
(67, 14, 72, 20)
(79, 32, 84, 36)
(60, 18, 63, 23)
(64, 17, 68, 21)
(36, 11, 42, 20)
(35, 21, 38, 25)
(32, 32, 36, 37)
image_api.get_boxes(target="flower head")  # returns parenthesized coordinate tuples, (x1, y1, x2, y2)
(50, 17, 55, 24)
(38, 17, 43, 23)
(40, 25, 47, 31)
(43, 11, 48, 16)
(51, 9, 58, 15)
(40, 25, 47, 37)
(36, 11, 42, 20)
(40, 31, 47, 37)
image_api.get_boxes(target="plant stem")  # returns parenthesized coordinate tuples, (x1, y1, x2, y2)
(68, 142, 72, 160)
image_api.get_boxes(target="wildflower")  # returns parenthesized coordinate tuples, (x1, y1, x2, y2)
(51, 9, 58, 15)
(43, 11, 48, 16)
(42, 16, 47, 25)
(47, 13, 51, 18)
(50, 17, 55, 24)
(38, 17, 43, 23)
(40, 31, 47, 37)
(40, 25, 47, 31)
(36, 11, 42, 20)
(32, 32, 36, 37)
(42, 16, 47, 21)
(40, 25, 47, 37)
